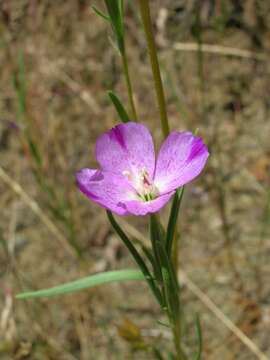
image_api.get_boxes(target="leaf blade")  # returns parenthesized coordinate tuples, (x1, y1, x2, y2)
(107, 211, 163, 307)
(194, 315, 203, 360)
(104, 0, 124, 53)
(108, 90, 130, 123)
(92, 6, 111, 21)
(16, 269, 144, 299)
(166, 187, 184, 256)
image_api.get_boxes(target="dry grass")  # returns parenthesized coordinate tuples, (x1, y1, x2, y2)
(1, 0, 270, 359)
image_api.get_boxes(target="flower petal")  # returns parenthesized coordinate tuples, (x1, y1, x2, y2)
(76, 168, 136, 215)
(154, 132, 209, 193)
(95, 122, 155, 179)
(124, 191, 175, 216)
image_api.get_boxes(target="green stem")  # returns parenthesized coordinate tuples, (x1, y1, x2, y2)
(121, 47, 138, 121)
(139, 4, 187, 357)
(150, 215, 186, 360)
(194, 4, 206, 122)
(138, 0, 169, 137)
(139, 0, 180, 274)
(172, 322, 187, 360)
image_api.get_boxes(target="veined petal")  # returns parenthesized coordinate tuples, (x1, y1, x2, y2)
(124, 191, 175, 216)
(154, 132, 209, 194)
(95, 122, 155, 179)
(76, 168, 136, 215)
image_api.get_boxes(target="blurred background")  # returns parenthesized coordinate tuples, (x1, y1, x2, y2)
(0, 0, 270, 359)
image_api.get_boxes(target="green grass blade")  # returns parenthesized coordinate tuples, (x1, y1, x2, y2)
(17, 50, 27, 117)
(260, 188, 270, 240)
(16, 269, 144, 299)
(27, 135, 43, 167)
(13, 50, 26, 120)
(108, 90, 130, 123)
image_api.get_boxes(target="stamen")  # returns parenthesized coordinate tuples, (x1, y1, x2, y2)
(123, 167, 158, 202)
(140, 167, 151, 186)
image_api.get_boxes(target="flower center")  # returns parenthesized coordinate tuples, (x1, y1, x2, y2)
(122, 167, 158, 202)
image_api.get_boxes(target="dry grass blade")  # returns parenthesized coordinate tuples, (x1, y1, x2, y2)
(179, 272, 268, 360)
(1, 165, 267, 358)
(33, 322, 77, 360)
(119, 219, 268, 360)
(171, 42, 267, 61)
(0, 166, 75, 257)
(39, 60, 101, 114)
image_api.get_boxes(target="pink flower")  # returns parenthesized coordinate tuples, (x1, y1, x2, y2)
(76, 122, 209, 216)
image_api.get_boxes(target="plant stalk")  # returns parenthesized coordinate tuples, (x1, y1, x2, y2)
(139, 3, 187, 357)
(121, 47, 138, 121)
(172, 322, 187, 360)
(139, 0, 180, 277)
(138, 0, 169, 137)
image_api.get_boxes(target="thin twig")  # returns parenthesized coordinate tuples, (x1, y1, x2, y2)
(119, 219, 268, 360)
(171, 42, 267, 61)
(0, 166, 75, 257)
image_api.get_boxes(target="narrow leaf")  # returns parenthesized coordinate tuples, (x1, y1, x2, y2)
(166, 187, 184, 256)
(13, 50, 27, 119)
(161, 267, 174, 317)
(16, 269, 144, 299)
(149, 215, 165, 283)
(156, 320, 170, 328)
(104, 0, 124, 53)
(27, 135, 43, 167)
(92, 6, 111, 21)
(194, 315, 203, 360)
(107, 211, 163, 306)
(155, 239, 180, 319)
(18, 50, 27, 117)
(118, 0, 124, 19)
(260, 188, 270, 240)
(153, 347, 164, 360)
(108, 90, 130, 123)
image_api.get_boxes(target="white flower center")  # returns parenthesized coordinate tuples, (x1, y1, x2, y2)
(122, 167, 158, 201)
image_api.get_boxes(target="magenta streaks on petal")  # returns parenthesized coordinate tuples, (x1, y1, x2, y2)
(77, 123, 209, 216)
(76, 168, 136, 215)
(187, 137, 206, 162)
(76, 169, 101, 200)
(109, 126, 126, 149)
(89, 170, 104, 181)
(154, 131, 209, 194)
(95, 122, 155, 179)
